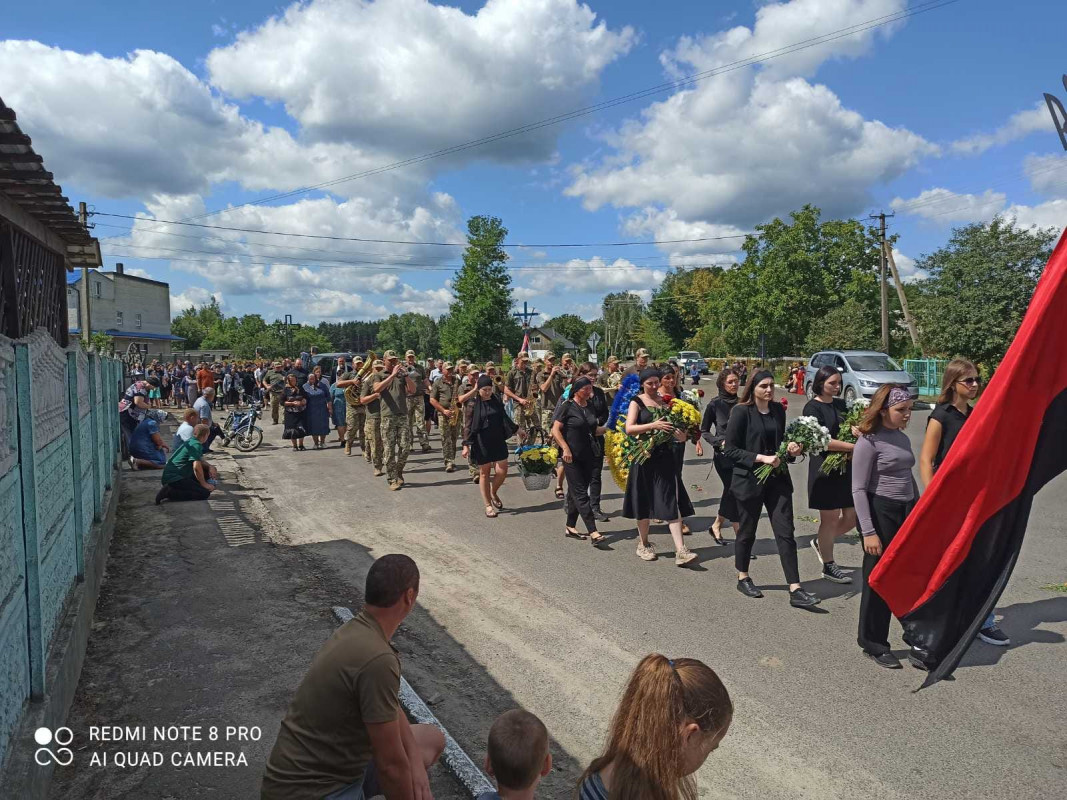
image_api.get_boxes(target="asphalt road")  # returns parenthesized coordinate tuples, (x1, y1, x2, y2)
(235, 399, 1066, 800)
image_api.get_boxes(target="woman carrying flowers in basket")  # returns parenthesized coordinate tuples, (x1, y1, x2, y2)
(623, 368, 698, 567)
(551, 377, 610, 547)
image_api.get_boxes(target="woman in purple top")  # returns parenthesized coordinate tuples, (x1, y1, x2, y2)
(852, 384, 916, 669)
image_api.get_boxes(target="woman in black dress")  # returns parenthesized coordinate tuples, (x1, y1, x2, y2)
(659, 365, 703, 535)
(623, 368, 697, 567)
(723, 370, 820, 608)
(803, 365, 857, 585)
(462, 375, 513, 518)
(700, 368, 740, 545)
(552, 377, 609, 546)
(281, 373, 308, 451)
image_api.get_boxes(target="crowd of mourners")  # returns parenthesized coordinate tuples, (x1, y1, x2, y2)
(116, 348, 1012, 799)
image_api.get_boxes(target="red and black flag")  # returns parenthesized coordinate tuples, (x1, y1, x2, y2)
(870, 228, 1067, 688)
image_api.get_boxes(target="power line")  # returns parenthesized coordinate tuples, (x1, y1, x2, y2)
(94, 0, 959, 239)
(92, 211, 754, 248)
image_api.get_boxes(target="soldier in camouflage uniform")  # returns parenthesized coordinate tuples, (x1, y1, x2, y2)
(360, 359, 386, 473)
(535, 353, 566, 435)
(428, 361, 460, 472)
(375, 350, 415, 489)
(261, 361, 286, 424)
(335, 356, 366, 456)
(504, 350, 538, 442)
(598, 355, 622, 402)
(403, 349, 431, 453)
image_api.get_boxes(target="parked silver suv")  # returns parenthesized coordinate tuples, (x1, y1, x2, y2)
(804, 350, 918, 404)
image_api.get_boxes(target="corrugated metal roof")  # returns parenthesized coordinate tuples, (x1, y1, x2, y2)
(0, 97, 102, 268)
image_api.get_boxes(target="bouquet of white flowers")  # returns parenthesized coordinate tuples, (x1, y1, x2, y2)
(754, 415, 831, 483)
(820, 398, 869, 476)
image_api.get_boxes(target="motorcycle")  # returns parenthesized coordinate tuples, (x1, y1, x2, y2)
(221, 401, 264, 452)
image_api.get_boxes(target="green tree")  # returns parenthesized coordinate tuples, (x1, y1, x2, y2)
(544, 314, 589, 352)
(549, 338, 568, 358)
(911, 217, 1056, 368)
(440, 216, 521, 359)
(316, 320, 381, 352)
(377, 312, 440, 356)
(171, 297, 224, 349)
(804, 299, 881, 352)
(634, 314, 675, 359)
(710, 205, 881, 357)
(602, 291, 644, 358)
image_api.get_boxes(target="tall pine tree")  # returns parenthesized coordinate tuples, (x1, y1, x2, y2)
(440, 216, 521, 360)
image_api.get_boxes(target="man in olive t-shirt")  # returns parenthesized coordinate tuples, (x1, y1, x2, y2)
(262, 555, 443, 800)
(361, 361, 386, 474)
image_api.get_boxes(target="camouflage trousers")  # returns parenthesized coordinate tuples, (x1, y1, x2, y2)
(364, 416, 384, 470)
(439, 416, 459, 465)
(382, 414, 411, 482)
(408, 396, 429, 448)
(513, 400, 540, 442)
(345, 406, 366, 454)
(539, 406, 556, 439)
(270, 392, 282, 424)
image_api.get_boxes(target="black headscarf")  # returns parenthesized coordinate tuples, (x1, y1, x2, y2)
(571, 376, 592, 394)
(469, 374, 503, 434)
(749, 369, 774, 389)
(638, 367, 662, 384)
(476, 374, 493, 389)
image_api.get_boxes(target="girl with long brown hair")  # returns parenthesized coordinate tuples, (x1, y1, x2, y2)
(918, 358, 1009, 647)
(578, 653, 732, 800)
(852, 383, 917, 669)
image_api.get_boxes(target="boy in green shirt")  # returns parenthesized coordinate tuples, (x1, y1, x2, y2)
(156, 424, 218, 504)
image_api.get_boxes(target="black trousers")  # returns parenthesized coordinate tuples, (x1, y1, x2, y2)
(713, 453, 739, 521)
(162, 477, 211, 502)
(588, 444, 605, 514)
(858, 493, 915, 655)
(564, 458, 598, 533)
(734, 479, 799, 584)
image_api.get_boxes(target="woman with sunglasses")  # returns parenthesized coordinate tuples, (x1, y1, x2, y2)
(918, 358, 1009, 648)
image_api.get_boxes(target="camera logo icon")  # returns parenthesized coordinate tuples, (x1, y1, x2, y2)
(34, 727, 74, 766)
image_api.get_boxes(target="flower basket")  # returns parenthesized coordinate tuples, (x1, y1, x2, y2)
(515, 443, 559, 491)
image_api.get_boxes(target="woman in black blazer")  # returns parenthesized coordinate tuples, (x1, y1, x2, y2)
(723, 370, 821, 609)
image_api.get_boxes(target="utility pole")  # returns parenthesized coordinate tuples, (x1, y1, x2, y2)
(883, 243, 920, 349)
(870, 212, 894, 353)
(78, 202, 91, 346)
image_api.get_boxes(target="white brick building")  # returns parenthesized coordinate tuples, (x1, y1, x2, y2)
(67, 263, 183, 353)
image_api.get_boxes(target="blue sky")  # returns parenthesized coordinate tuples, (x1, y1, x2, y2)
(4, 0, 1065, 328)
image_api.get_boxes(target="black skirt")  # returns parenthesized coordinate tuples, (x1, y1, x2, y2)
(623, 443, 695, 521)
(807, 453, 854, 510)
(470, 427, 509, 465)
(282, 409, 307, 440)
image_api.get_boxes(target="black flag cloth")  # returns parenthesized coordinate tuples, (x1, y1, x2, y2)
(870, 228, 1067, 688)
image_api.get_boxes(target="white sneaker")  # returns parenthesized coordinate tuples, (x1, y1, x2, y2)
(810, 536, 824, 565)
(636, 544, 658, 562)
(675, 548, 697, 567)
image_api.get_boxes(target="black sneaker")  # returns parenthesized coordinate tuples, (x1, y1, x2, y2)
(154, 486, 169, 505)
(978, 625, 1010, 646)
(865, 651, 902, 669)
(789, 587, 821, 608)
(594, 510, 611, 523)
(736, 578, 764, 598)
(822, 562, 852, 584)
(907, 648, 934, 671)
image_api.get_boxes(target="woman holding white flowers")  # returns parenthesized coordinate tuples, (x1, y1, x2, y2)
(723, 370, 821, 609)
(803, 365, 857, 585)
(623, 368, 697, 567)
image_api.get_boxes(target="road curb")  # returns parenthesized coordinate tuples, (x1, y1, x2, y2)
(332, 606, 494, 798)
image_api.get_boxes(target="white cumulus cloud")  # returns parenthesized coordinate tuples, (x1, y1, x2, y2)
(891, 188, 1007, 224)
(950, 104, 1050, 156)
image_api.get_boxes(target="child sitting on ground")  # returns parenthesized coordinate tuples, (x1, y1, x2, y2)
(478, 709, 552, 800)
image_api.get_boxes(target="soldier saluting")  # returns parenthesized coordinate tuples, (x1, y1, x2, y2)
(374, 350, 416, 490)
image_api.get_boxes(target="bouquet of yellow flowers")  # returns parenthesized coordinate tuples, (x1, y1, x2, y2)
(605, 398, 701, 490)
